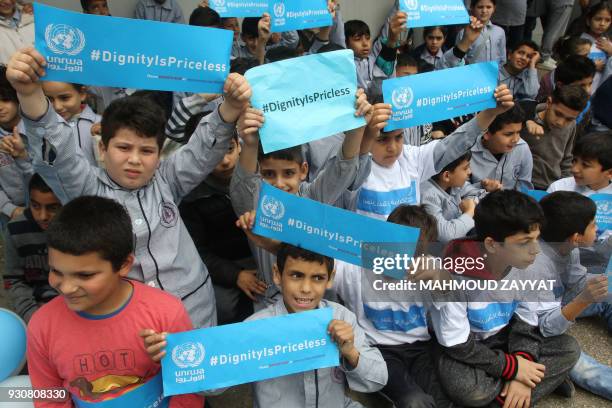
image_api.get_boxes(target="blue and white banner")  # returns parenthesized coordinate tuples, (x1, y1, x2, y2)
(253, 184, 421, 267)
(210, 0, 269, 17)
(245, 49, 364, 153)
(73, 372, 168, 408)
(399, 0, 469, 28)
(383, 61, 498, 131)
(34, 3, 232, 93)
(269, 0, 332, 32)
(162, 308, 338, 395)
(590, 194, 612, 233)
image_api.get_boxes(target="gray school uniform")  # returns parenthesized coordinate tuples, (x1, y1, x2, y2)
(469, 135, 533, 191)
(88, 86, 128, 114)
(491, 0, 528, 27)
(420, 179, 483, 243)
(302, 133, 344, 180)
(247, 299, 388, 408)
(456, 21, 506, 65)
(133, 0, 184, 23)
(65, 105, 100, 167)
(355, 38, 392, 101)
(23, 103, 237, 328)
(498, 65, 539, 101)
(231, 31, 300, 60)
(0, 122, 32, 218)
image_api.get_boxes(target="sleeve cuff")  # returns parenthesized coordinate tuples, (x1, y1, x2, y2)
(452, 46, 467, 60)
(501, 353, 518, 380)
(1, 202, 17, 217)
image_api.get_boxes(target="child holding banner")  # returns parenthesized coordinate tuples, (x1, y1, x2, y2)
(6, 46, 252, 329)
(80, 0, 110, 16)
(456, 0, 506, 65)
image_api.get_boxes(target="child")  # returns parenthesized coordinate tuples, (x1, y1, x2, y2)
(26, 196, 203, 406)
(499, 40, 541, 101)
(0, 0, 34, 64)
(233, 14, 299, 63)
(80, 0, 110, 15)
(430, 190, 581, 407)
(412, 26, 449, 68)
(469, 104, 533, 192)
(522, 84, 590, 190)
(455, 0, 506, 65)
(537, 55, 596, 103)
(580, 2, 612, 93)
(421, 152, 484, 243)
(7, 47, 251, 329)
(133, 0, 184, 24)
(3, 174, 59, 322)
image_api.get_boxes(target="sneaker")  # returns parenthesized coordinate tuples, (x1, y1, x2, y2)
(537, 57, 557, 71)
(554, 377, 576, 398)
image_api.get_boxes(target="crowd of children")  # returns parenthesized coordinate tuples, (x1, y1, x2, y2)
(0, 0, 611, 407)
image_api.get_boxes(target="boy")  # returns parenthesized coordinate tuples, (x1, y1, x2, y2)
(455, 0, 506, 65)
(537, 55, 596, 102)
(430, 190, 581, 407)
(233, 14, 299, 63)
(522, 84, 589, 190)
(3, 174, 59, 322)
(421, 152, 484, 243)
(80, 0, 110, 16)
(143, 244, 388, 407)
(134, 0, 184, 24)
(27, 196, 203, 406)
(469, 104, 533, 191)
(499, 40, 541, 101)
(7, 47, 252, 328)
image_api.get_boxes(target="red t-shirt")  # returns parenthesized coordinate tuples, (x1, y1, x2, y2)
(27, 280, 203, 407)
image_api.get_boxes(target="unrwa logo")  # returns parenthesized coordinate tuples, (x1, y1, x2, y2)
(392, 87, 414, 109)
(261, 195, 285, 220)
(212, 0, 226, 7)
(171, 342, 205, 369)
(403, 0, 419, 11)
(45, 24, 86, 56)
(273, 2, 286, 18)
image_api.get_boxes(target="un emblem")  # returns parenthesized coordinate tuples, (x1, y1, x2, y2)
(261, 195, 285, 220)
(171, 342, 205, 369)
(212, 0, 225, 7)
(392, 87, 414, 109)
(273, 2, 286, 18)
(404, 0, 419, 11)
(44, 24, 86, 56)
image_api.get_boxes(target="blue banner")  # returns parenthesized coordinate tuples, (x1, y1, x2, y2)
(383, 61, 498, 131)
(73, 372, 168, 408)
(521, 188, 549, 202)
(399, 0, 469, 28)
(210, 0, 269, 17)
(252, 183, 421, 267)
(34, 4, 232, 93)
(590, 194, 612, 233)
(162, 308, 338, 395)
(245, 49, 364, 153)
(269, 0, 332, 32)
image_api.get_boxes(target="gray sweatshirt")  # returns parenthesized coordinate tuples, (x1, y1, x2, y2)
(0, 122, 32, 217)
(499, 65, 539, 101)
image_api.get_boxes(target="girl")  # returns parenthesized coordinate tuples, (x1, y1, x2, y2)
(456, 0, 506, 65)
(580, 2, 612, 93)
(412, 26, 448, 69)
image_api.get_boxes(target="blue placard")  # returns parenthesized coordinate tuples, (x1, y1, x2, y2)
(162, 308, 338, 395)
(210, 0, 269, 17)
(383, 62, 498, 131)
(72, 372, 168, 408)
(245, 49, 364, 153)
(521, 188, 549, 202)
(269, 0, 332, 32)
(252, 183, 421, 267)
(590, 194, 612, 233)
(399, 0, 469, 28)
(589, 51, 607, 62)
(34, 3, 232, 93)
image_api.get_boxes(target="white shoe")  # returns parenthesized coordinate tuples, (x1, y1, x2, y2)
(537, 57, 557, 70)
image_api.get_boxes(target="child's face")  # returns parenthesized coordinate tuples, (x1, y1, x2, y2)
(396, 64, 418, 78)
(544, 101, 580, 130)
(425, 29, 445, 55)
(0, 98, 19, 129)
(483, 122, 522, 154)
(259, 158, 308, 194)
(588, 10, 612, 36)
(447, 160, 472, 188)
(42, 82, 87, 121)
(575, 43, 592, 57)
(48, 249, 132, 315)
(273, 256, 332, 313)
(85, 0, 110, 15)
(223, 18, 240, 42)
(571, 156, 612, 189)
(0, 0, 16, 19)
(472, 0, 495, 24)
(570, 76, 594, 95)
(211, 138, 240, 181)
(487, 225, 541, 270)
(242, 34, 258, 54)
(507, 45, 537, 72)
(29, 189, 62, 231)
(347, 34, 372, 59)
(371, 130, 404, 168)
(99, 128, 160, 190)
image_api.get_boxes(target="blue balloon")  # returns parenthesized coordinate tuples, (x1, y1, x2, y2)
(0, 308, 27, 381)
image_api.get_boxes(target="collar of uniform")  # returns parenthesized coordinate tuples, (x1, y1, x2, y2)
(79, 105, 99, 123)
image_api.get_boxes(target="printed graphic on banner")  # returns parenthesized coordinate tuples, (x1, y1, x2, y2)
(34, 4, 232, 93)
(270, 0, 332, 32)
(246, 49, 364, 153)
(72, 372, 168, 408)
(467, 302, 518, 332)
(383, 61, 498, 131)
(162, 308, 338, 395)
(590, 194, 612, 233)
(253, 184, 421, 267)
(399, 0, 469, 28)
(210, 0, 269, 17)
(588, 51, 608, 62)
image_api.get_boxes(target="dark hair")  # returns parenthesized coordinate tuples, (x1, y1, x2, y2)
(540, 192, 597, 242)
(184, 111, 212, 142)
(387, 205, 439, 254)
(101, 96, 166, 150)
(344, 20, 370, 45)
(553, 36, 592, 61)
(551, 84, 589, 112)
(508, 39, 539, 53)
(46, 196, 133, 271)
(276, 243, 334, 276)
(555, 55, 596, 85)
(28, 173, 52, 194)
(471, 0, 496, 7)
(474, 190, 544, 242)
(573, 131, 612, 170)
(230, 58, 260, 75)
(396, 52, 419, 68)
(258, 144, 304, 164)
(189, 6, 221, 27)
(423, 26, 447, 38)
(0, 65, 18, 103)
(80, 0, 102, 12)
(586, 1, 612, 26)
(432, 151, 472, 181)
(488, 104, 526, 134)
(266, 46, 298, 62)
(242, 17, 261, 38)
